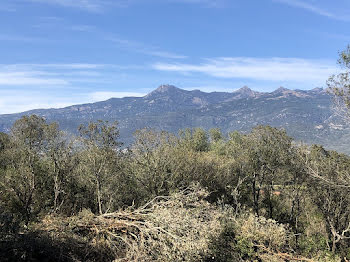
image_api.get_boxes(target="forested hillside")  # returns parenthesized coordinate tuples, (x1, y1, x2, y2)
(1, 115, 350, 261)
(1, 86, 349, 154)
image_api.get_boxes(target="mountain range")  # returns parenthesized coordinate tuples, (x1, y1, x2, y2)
(1, 85, 349, 153)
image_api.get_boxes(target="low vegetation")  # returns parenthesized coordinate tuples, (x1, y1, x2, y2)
(2, 28, 350, 262)
(1, 113, 350, 261)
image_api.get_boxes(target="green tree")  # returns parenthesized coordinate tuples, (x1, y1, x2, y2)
(47, 138, 79, 214)
(0, 115, 58, 223)
(250, 126, 293, 218)
(78, 120, 122, 215)
(327, 45, 350, 117)
(0, 132, 10, 169)
(179, 128, 209, 152)
(306, 146, 350, 253)
(226, 126, 293, 217)
(209, 128, 223, 143)
(130, 129, 177, 198)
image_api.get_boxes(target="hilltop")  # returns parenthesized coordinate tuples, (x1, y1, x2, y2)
(0, 85, 348, 153)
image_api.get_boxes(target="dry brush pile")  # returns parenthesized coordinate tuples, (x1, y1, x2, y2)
(30, 184, 222, 262)
(1, 184, 340, 262)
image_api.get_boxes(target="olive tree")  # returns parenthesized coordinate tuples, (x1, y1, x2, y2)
(0, 115, 59, 223)
(228, 126, 293, 217)
(306, 146, 350, 253)
(78, 120, 122, 215)
(130, 129, 178, 198)
(327, 45, 350, 118)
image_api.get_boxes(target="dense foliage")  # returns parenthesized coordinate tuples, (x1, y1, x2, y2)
(1, 114, 350, 261)
(328, 44, 350, 117)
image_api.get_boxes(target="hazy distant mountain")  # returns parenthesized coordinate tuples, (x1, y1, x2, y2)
(1, 85, 349, 153)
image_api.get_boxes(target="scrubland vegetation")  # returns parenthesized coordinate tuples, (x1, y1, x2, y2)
(1, 47, 350, 262)
(1, 114, 350, 262)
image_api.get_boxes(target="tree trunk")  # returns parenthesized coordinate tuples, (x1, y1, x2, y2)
(332, 234, 336, 253)
(96, 177, 102, 215)
(54, 174, 59, 212)
(252, 174, 260, 216)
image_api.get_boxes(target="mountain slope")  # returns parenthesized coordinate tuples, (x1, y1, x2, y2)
(0, 85, 349, 153)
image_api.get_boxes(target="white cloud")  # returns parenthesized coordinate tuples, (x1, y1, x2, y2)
(32, 63, 104, 69)
(70, 25, 96, 32)
(27, 0, 104, 12)
(0, 90, 147, 114)
(153, 57, 338, 84)
(109, 37, 187, 59)
(0, 63, 151, 90)
(3, 63, 104, 70)
(0, 94, 78, 114)
(143, 50, 187, 59)
(272, 0, 350, 21)
(25, 0, 130, 12)
(0, 34, 47, 42)
(0, 63, 149, 113)
(167, 0, 225, 8)
(0, 72, 69, 86)
(0, 63, 110, 86)
(21, 0, 226, 11)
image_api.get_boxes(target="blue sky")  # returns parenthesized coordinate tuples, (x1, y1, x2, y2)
(1, 0, 350, 113)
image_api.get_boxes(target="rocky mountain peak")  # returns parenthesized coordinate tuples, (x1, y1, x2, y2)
(0, 84, 342, 153)
(273, 86, 290, 93)
(236, 86, 252, 93)
(155, 84, 180, 93)
(233, 86, 258, 98)
(310, 87, 325, 93)
(145, 84, 183, 98)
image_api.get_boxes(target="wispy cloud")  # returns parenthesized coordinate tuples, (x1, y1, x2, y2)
(70, 25, 97, 32)
(272, 0, 350, 21)
(0, 63, 110, 86)
(23, 0, 226, 11)
(28, 13, 187, 59)
(0, 34, 48, 43)
(0, 90, 83, 114)
(0, 62, 148, 114)
(109, 37, 187, 59)
(0, 62, 152, 90)
(167, 0, 226, 8)
(0, 89, 146, 114)
(71, 25, 187, 59)
(26, 63, 104, 69)
(0, 72, 68, 86)
(139, 50, 187, 59)
(0, 99, 75, 114)
(24, 0, 128, 12)
(153, 57, 338, 85)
